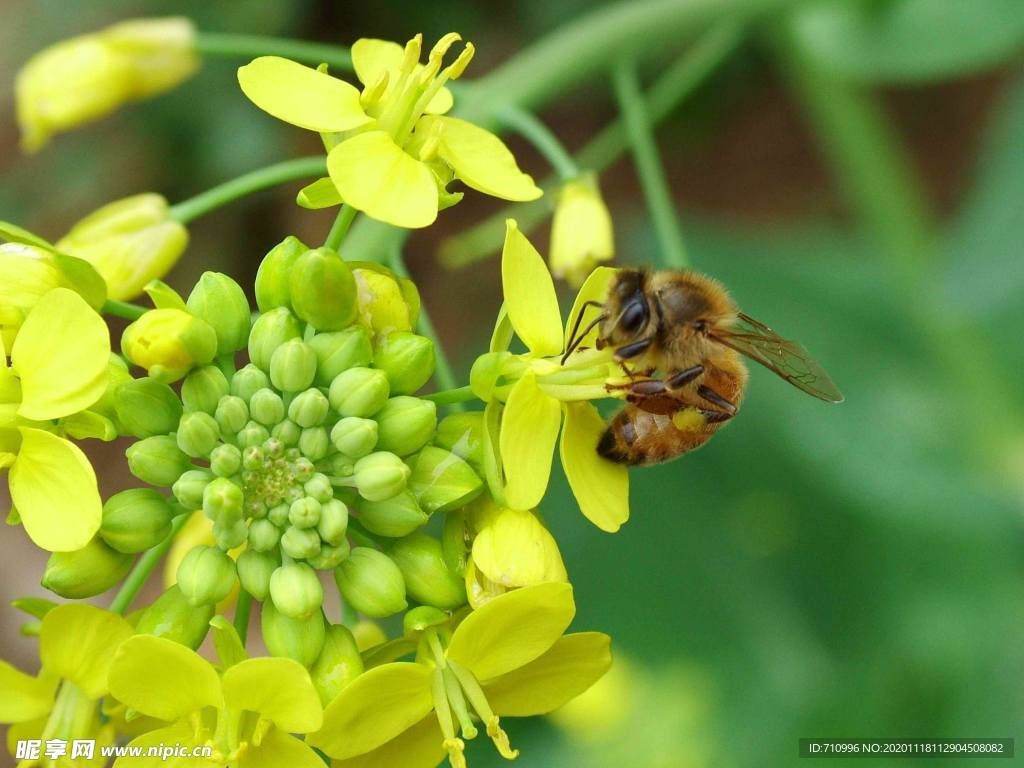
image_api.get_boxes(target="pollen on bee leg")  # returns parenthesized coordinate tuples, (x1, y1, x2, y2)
(443, 738, 468, 768)
(671, 408, 706, 432)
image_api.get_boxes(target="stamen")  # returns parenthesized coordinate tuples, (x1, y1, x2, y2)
(443, 738, 467, 768)
(443, 666, 479, 740)
(430, 33, 462, 63)
(417, 121, 444, 162)
(432, 667, 457, 741)
(360, 71, 389, 110)
(448, 660, 519, 760)
(486, 717, 520, 761)
(400, 34, 423, 74)
(445, 44, 475, 80)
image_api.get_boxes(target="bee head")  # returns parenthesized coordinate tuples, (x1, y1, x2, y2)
(600, 269, 653, 346)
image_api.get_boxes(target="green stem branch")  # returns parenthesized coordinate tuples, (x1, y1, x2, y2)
(102, 299, 148, 320)
(612, 58, 689, 269)
(499, 106, 579, 180)
(109, 514, 189, 615)
(423, 386, 477, 405)
(196, 32, 352, 71)
(169, 156, 327, 224)
(324, 205, 358, 251)
(234, 590, 253, 644)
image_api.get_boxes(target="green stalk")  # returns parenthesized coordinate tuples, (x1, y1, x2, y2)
(196, 32, 352, 71)
(102, 299, 148, 320)
(612, 59, 690, 268)
(324, 205, 358, 250)
(423, 386, 477, 405)
(109, 514, 189, 615)
(168, 156, 327, 224)
(440, 20, 746, 268)
(499, 106, 579, 180)
(234, 590, 253, 644)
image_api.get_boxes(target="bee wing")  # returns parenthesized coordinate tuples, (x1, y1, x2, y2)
(710, 313, 844, 403)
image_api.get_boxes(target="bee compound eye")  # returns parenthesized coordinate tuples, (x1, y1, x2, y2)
(620, 299, 647, 333)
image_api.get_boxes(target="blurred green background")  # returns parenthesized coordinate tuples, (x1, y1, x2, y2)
(2, 1, 1023, 766)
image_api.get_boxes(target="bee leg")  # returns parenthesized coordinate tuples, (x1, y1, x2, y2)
(697, 384, 737, 416)
(667, 365, 704, 389)
(605, 377, 666, 395)
(613, 339, 651, 362)
(619, 363, 655, 380)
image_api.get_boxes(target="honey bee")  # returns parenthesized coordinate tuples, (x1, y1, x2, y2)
(563, 269, 843, 466)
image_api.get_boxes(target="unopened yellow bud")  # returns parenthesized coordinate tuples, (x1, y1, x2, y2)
(353, 268, 414, 337)
(549, 174, 614, 287)
(121, 308, 218, 382)
(57, 194, 188, 301)
(15, 18, 198, 152)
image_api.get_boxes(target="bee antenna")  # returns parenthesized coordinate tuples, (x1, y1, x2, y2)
(562, 301, 608, 365)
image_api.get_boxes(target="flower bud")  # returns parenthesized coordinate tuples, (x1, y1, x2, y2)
(352, 620, 388, 651)
(281, 525, 321, 560)
(403, 605, 449, 635)
(180, 365, 229, 414)
(89, 355, 133, 428)
(122, 308, 217, 382)
(434, 411, 485, 473)
(249, 388, 286, 426)
(186, 272, 250, 355)
(373, 332, 434, 394)
(328, 417, 376, 458)
(358, 491, 428, 538)
(408, 446, 483, 514)
(41, 537, 133, 598)
(334, 547, 407, 618)
(262, 601, 326, 667)
(388, 532, 466, 610)
(238, 421, 270, 449)
(16, 20, 198, 153)
(353, 452, 410, 502)
(309, 326, 373, 386)
(135, 584, 214, 649)
(316, 498, 349, 545)
(289, 497, 321, 529)
(268, 504, 290, 528)
(212, 396, 245, 437)
(114, 376, 182, 438)
(310, 624, 363, 705)
(176, 411, 220, 458)
(248, 307, 302, 371)
(290, 247, 357, 330)
(304, 473, 333, 503)
(272, 419, 301, 446)
(353, 268, 414, 336)
(270, 339, 317, 393)
(172, 468, 212, 509)
(442, 509, 470, 577)
(255, 235, 307, 312)
(374, 397, 436, 457)
(176, 545, 236, 606)
(230, 364, 270, 402)
(299, 427, 330, 461)
(307, 542, 350, 570)
(549, 173, 614, 287)
(127, 435, 192, 486)
(100, 488, 173, 553)
(329, 367, 389, 418)
(213, 518, 248, 550)
(289, 388, 330, 428)
(248, 518, 281, 552)
(202, 477, 243, 523)
(236, 549, 279, 601)
(270, 563, 324, 619)
(210, 443, 242, 478)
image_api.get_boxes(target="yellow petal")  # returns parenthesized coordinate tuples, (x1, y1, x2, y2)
(424, 116, 541, 201)
(332, 714, 446, 768)
(240, 726, 325, 768)
(501, 220, 563, 356)
(560, 402, 630, 532)
(446, 582, 574, 682)
(472, 508, 567, 588)
(327, 132, 438, 228)
(0, 660, 55, 723)
(310, 662, 433, 759)
(12, 287, 109, 420)
(237, 56, 371, 132)
(114, 722, 218, 768)
(484, 632, 612, 716)
(9, 427, 101, 551)
(39, 604, 132, 699)
(108, 635, 223, 721)
(223, 657, 323, 733)
(500, 373, 561, 510)
(350, 38, 453, 114)
(564, 266, 618, 346)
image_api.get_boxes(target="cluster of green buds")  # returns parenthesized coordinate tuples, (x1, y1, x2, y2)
(116, 236, 484, 663)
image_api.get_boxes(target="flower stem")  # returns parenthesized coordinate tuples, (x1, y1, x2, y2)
(109, 514, 189, 615)
(440, 21, 745, 268)
(234, 589, 252, 645)
(195, 32, 352, 71)
(499, 106, 579, 180)
(168, 156, 327, 224)
(102, 299, 148, 320)
(324, 205, 358, 251)
(612, 59, 689, 269)
(423, 386, 478, 405)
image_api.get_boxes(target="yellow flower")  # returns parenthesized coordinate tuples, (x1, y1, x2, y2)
(463, 497, 568, 608)
(0, 604, 132, 765)
(472, 220, 629, 532)
(237, 33, 542, 228)
(309, 582, 611, 768)
(1, 288, 110, 551)
(16, 17, 199, 152)
(550, 173, 615, 287)
(121, 307, 218, 383)
(56, 194, 189, 301)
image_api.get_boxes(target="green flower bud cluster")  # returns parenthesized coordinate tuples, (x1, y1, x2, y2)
(116, 244, 486, 652)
